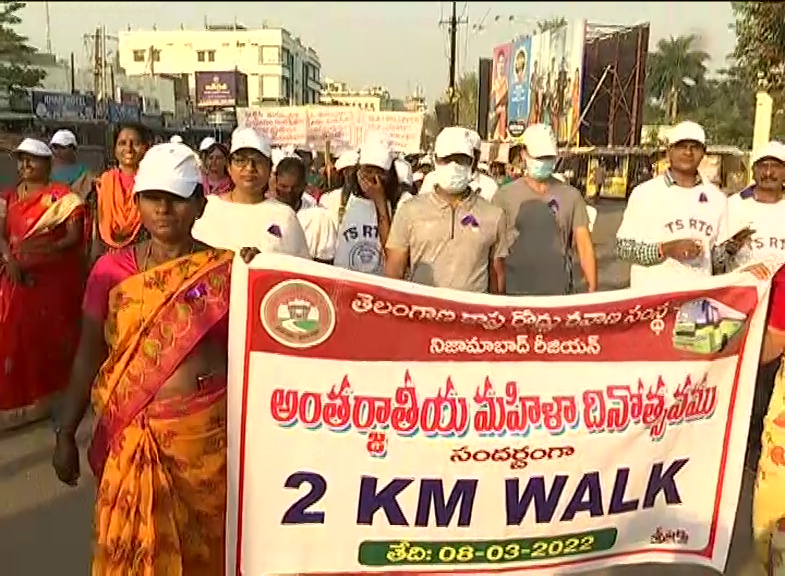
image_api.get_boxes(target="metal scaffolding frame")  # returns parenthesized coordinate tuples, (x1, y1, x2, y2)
(578, 22, 650, 147)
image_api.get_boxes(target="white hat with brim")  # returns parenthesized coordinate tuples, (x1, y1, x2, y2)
(359, 141, 393, 171)
(49, 129, 77, 148)
(15, 138, 52, 158)
(752, 141, 785, 165)
(434, 126, 474, 160)
(522, 124, 558, 158)
(335, 149, 360, 171)
(133, 143, 202, 199)
(199, 137, 218, 152)
(667, 121, 706, 146)
(230, 127, 272, 158)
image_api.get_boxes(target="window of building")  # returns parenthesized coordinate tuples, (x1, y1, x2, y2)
(207, 50, 216, 62)
(132, 50, 145, 62)
(261, 45, 280, 65)
(153, 49, 161, 62)
(197, 50, 205, 62)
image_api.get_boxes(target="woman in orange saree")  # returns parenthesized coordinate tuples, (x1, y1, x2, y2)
(53, 142, 234, 575)
(92, 122, 151, 261)
(0, 138, 86, 428)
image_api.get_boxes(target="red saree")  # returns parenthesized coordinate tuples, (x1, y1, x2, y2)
(0, 183, 86, 413)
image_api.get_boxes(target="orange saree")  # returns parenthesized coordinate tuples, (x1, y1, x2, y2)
(96, 168, 142, 250)
(88, 248, 232, 575)
(0, 183, 86, 417)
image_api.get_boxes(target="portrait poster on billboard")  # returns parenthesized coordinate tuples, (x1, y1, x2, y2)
(507, 36, 532, 141)
(488, 43, 511, 141)
(521, 20, 586, 146)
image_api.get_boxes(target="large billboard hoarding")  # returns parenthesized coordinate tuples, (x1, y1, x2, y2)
(195, 71, 249, 109)
(579, 24, 650, 147)
(510, 20, 586, 147)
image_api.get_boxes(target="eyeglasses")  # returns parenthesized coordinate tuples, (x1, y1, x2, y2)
(231, 155, 267, 170)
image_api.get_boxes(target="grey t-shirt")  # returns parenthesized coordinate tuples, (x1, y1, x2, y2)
(492, 177, 590, 295)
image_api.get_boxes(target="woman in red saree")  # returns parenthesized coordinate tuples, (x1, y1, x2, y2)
(0, 138, 86, 427)
(53, 142, 263, 575)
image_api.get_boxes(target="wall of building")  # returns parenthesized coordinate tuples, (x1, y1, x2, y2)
(118, 25, 321, 106)
(320, 77, 396, 111)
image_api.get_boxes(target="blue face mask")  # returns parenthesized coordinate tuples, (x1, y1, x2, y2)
(527, 157, 556, 181)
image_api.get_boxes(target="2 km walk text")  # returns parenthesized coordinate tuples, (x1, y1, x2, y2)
(279, 459, 687, 527)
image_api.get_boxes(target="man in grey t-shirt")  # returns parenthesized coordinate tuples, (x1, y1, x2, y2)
(493, 124, 597, 295)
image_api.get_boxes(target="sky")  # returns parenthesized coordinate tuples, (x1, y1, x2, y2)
(19, 1, 736, 102)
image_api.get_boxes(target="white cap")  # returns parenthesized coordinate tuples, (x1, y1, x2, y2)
(434, 126, 474, 159)
(271, 147, 296, 171)
(198, 137, 218, 152)
(15, 138, 53, 158)
(169, 135, 184, 144)
(413, 171, 424, 182)
(522, 123, 558, 158)
(230, 127, 272, 158)
(335, 149, 359, 171)
(667, 121, 706, 146)
(477, 161, 489, 172)
(359, 140, 393, 171)
(752, 141, 785, 165)
(467, 129, 482, 151)
(394, 158, 414, 186)
(419, 154, 433, 166)
(133, 143, 202, 199)
(49, 129, 77, 148)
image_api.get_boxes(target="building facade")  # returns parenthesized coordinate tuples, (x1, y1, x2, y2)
(320, 77, 396, 112)
(118, 23, 321, 106)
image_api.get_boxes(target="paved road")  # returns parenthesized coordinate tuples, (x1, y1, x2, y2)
(0, 200, 760, 575)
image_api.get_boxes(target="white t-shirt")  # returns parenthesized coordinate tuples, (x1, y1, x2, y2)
(192, 195, 310, 258)
(319, 188, 412, 274)
(616, 174, 729, 289)
(728, 191, 785, 270)
(474, 172, 499, 201)
(297, 205, 338, 262)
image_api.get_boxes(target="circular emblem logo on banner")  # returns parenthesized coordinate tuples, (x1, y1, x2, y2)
(260, 280, 336, 349)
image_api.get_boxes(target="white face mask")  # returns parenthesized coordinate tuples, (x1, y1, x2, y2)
(433, 162, 472, 194)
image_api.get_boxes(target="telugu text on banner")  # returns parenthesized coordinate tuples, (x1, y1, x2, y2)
(226, 255, 768, 575)
(236, 106, 424, 152)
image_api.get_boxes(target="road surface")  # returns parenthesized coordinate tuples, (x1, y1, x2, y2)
(0, 201, 760, 575)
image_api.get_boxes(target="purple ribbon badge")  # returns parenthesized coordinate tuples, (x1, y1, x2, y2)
(698, 192, 708, 203)
(547, 198, 559, 214)
(460, 214, 479, 228)
(185, 282, 207, 301)
(267, 223, 283, 238)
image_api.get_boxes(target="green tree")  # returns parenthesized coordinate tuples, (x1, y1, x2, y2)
(690, 65, 755, 148)
(537, 17, 567, 33)
(0, 1, 44, 91)
(424, 71, 478, 144)
(646, 35, 710, 122)
(732, 1, 785, 90)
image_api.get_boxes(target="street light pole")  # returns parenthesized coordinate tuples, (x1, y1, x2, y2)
(448, 1, 458, 124)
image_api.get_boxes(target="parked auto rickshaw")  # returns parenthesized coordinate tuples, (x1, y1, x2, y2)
(556, 146, 658, 200)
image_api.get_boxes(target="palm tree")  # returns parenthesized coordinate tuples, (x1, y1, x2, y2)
(646, 35, 710, 122)
(538, 17, 567, 33)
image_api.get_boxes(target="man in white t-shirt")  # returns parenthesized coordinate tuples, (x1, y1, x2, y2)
(467, 130, 500, 201)
(727, 140, 785, 271)
(191, 127, 309, 259)
(272, 155, 338, 263)
(320, 139, 410, 274)
(615, 121, 733, 289)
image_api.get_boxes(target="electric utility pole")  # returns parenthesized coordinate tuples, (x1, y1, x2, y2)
(440, 1, 467, 125)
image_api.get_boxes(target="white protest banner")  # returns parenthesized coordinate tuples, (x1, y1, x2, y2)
(238, 106, 423, 151)
(307, 106, 359, 150)
(360, 110, 424, 153)
(236, 106, 308, 146)
(227, 255, 767, 575)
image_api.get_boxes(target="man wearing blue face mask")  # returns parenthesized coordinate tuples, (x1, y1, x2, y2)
(493, 123, 597, 295)
(385, 126, 508, 293)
